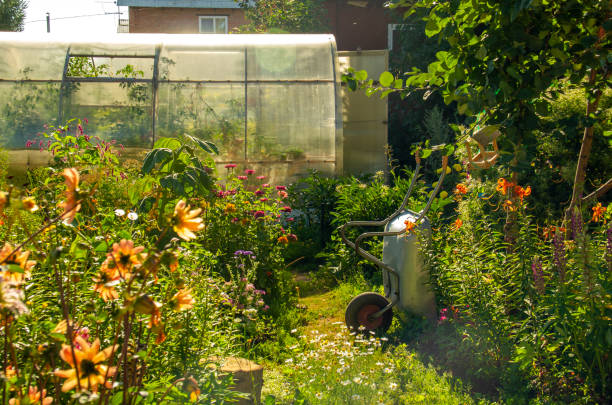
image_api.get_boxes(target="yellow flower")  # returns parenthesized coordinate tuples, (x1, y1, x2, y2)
(58, 168, 81, 224)
(172, 200, 204, 241)
(592, 203, 606, 222)
(21, 197, 38, 212)
(105, 239, 146, 280)
(224, 203, 236, 214)
(92, 270, 120, 302)
(183, 377, 201, 402)
(9, 386, 53, 405)
(0, 191, 8, 213)
(0, 243, 35, 283)
(54, 336, 118, 392)
(171, 288, 194, 311)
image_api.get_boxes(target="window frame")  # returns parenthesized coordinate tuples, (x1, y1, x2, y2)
(198, 15, 229, 34)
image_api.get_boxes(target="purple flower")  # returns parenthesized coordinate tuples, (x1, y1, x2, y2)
(552, 231, 566, 282)
(255, 190, 264, 196)
(276, 185, 286, 191)
(532, 257, 545, 293)
(570, 211, 583, 240)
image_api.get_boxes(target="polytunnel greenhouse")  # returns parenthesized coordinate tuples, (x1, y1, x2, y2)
(0, 33, 352, 180)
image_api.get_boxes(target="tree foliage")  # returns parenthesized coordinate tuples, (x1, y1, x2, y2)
(346, 0, 610, 214)
(235, 0, 328, 33)
(0, 0, 27, 32)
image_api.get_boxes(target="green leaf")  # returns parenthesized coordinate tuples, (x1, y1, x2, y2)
(354, 69, 368, 81)
(379, 71, 394, 87)
(425, 18, 440, 37)
(185, 134, 219, 155)
(153, 137, 181, 150)
(3, 264, 24, 274)
(142, 148, 172, 174)
(421, 148, 432, 159)
(475, 46, 487, 60)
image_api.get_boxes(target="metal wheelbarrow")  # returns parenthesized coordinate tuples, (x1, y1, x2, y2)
(339, 155, 449, 333)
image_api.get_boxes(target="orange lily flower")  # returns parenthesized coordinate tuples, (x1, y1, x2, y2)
(454, 184, 468, 195)
(452, 218, 463, 231)
(514, 185, 531, 203)
(404, 220, 415, 234)
(496, 178, 515, 195)
(592, 203, 606, 222)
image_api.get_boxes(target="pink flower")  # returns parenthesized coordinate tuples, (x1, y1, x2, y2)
(256, 176, 266, 180)
(255, 190, 264, 196)
(276, 186, 286, 191)
(278, 190, 288, 199)
(260, 198, 268, 202)
(253, 210, 265, 219)
(262, 183, 270, 188)
(281, 206, 292, 213)
(225, 163, 237, 169)
(288, 234, 298, 241)
(287, 217, 294, 222)
(237, 175, 248, 180)
(245, 169, 255, 175)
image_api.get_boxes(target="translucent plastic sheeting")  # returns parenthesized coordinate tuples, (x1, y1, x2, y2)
(0, 33, 342, 181)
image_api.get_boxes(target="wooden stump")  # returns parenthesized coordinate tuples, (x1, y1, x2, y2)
(212, 357, 264, 405)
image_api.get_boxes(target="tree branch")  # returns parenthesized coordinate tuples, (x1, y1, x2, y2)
(581, 178, 612, 203)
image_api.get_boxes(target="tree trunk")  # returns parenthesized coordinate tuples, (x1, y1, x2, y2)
(564, 69, 603, 225)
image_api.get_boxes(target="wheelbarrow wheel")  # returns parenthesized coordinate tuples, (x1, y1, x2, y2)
(345, 292, 392, 334)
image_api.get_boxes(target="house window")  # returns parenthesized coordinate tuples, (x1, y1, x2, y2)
(199, 16, 228, 34)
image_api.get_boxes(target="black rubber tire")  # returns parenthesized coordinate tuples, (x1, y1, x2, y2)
(345, 292, 393, 334)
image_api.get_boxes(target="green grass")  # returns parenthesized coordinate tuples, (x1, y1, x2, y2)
(260, 278, 493, 404)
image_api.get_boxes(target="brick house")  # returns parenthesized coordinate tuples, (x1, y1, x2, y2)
(116, 0, 400, 51)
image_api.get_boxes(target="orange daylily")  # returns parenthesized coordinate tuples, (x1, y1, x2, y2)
(0, 243, 35, 284)
(502, 200, 515, 212)
(592, 203, 606, 222)
(58, 168, 81, 224)
(452, 218, 463, 231)
(54, 336, 118, 392)
(172, 200, 204, 241)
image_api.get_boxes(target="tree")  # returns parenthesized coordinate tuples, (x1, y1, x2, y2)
(347, 0, 610, 225)
(0, 0, 27, 32)
(235, 0, 328, 33)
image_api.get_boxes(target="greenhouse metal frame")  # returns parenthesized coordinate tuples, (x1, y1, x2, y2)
(0, 33, 343, 179)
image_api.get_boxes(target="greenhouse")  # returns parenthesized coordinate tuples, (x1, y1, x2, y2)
(0, 33, 353, 180)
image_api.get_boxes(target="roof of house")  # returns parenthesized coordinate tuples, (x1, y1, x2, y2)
(116, 1, 243, 8)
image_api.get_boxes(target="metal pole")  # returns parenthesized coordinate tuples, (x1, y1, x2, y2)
(244, 47, 248, 161)
(46, 13, 50, 33)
